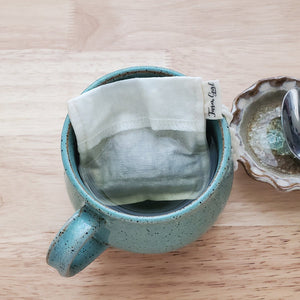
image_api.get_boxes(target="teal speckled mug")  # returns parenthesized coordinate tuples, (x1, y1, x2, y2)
(47, 66, 233, 277)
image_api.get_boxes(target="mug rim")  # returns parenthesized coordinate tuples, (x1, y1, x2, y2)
(61, 66, 232, 223)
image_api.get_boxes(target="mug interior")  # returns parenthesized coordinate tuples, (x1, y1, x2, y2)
(63, 67, 228, 219)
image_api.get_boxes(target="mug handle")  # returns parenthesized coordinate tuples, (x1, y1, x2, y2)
(47, 206, 108, 277)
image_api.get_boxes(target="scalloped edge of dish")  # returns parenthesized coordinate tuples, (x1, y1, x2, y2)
(231, 76, 300, 192)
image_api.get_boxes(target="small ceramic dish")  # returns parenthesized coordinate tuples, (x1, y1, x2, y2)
(231, 76, 300, 191)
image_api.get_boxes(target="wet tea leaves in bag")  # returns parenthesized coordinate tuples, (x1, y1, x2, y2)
(68, 77, 222, 206)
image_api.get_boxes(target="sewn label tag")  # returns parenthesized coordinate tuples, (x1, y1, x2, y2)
(202, 80, 222, 120)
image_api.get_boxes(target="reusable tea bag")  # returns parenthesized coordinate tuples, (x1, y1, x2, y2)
(68, 77, 222, 206)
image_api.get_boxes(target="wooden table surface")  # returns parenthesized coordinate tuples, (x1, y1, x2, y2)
(1, 0, 299, 299)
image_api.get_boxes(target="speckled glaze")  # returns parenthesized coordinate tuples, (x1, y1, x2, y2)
(231, 76, 300, 191)
(47, 66, 233, 277)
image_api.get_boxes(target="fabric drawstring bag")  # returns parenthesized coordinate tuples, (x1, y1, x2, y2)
(68, 77, 222, 206)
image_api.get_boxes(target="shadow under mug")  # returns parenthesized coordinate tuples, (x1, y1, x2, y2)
(47, 66, 234, 277)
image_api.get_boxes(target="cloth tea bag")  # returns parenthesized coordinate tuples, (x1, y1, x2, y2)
(68, 77, 222, 205)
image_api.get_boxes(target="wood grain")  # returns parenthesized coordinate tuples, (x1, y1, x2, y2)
(0, 0, 299, 299)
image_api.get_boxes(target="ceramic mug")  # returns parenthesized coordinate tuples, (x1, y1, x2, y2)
(47, 66, 233, 277)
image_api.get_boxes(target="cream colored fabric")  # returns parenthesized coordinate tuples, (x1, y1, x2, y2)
(68, 77, 221, 205)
